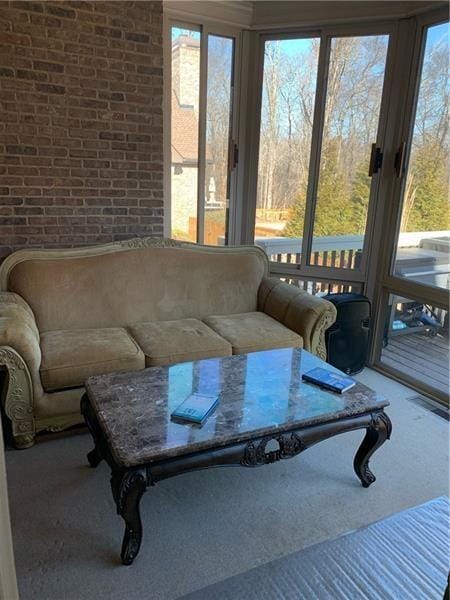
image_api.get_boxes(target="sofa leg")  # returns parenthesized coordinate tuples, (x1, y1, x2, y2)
(0, 346, 35, 449)
(12, 432, 35, 449)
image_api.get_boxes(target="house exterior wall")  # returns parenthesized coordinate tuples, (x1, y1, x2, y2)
(0, 0, 163, 261)
(171, 164, 197, 238)
(171, 38, 199, 114)
(170, 34, 200, 238)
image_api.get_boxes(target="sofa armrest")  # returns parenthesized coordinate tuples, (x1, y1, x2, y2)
(258, 277, 337, 360)
(0, 292, 41, 447)
(0, 292, 41, 373)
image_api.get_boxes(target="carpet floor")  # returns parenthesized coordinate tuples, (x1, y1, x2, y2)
(5, 368, 449, 600)
(183, 497, 450, 600)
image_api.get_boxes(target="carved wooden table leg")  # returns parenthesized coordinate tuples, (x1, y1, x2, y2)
(87, 446, 102, 468)
(353, 411, 392, 488)
(80, 393, 103, 468)
(112, 468, 149, 565)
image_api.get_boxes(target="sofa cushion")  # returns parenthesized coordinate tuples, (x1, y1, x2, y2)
(129, 319, 232, 367)
(203, 312, 303, 354)
(40, 328, 145, 391)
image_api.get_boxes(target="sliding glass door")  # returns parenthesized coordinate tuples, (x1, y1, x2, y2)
(169, 23, 238, 245)
(252, 13, 448, 403)
(256, 36, 320, 257)
(170, 26, 200, 243)
(376, 16, 449, 404)
(254, 27, 391, 291)
(310, 35, 388, 269)
(392, 21, 449, 291)
(204, 35, 235, 245)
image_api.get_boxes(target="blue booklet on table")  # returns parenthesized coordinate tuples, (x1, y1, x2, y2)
(171, 393, 219, 425)
(302, 367, 355, 394)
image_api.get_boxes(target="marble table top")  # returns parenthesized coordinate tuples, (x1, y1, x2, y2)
(85, 348, 389, 467)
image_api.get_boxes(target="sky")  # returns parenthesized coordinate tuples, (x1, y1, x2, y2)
(426, 21, 449, 48)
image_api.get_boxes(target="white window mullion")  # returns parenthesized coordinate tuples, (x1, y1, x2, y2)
(196, 27, 208, 244)
(163, 14, 172, 238)
(225, 32, 240, 245)
(299, 31, 331, 271)
(237, 30, 265, 246)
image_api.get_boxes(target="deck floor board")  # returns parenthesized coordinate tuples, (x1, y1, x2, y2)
(385, 341, 448, 381)
(381, 332, 449, 395)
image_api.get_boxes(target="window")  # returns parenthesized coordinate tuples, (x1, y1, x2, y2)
(169, 24, 237, 245)
(311, 35, 389, 268)
(204, 35, 234, 245)
(170, 27, 200, 243)
(255, 31, 390, 275)
(380, 293, 448, 396)
(393, 22, 450, 290)
(256, 37, 320, 262)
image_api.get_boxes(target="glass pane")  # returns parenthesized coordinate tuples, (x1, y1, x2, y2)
(256, 37, 320, 264)
(280, 277, 362, 296)
(204, 35, 234, 245)
(381, 293, 449, 397)
(171, 27, 200, 242)
(393, 22, 450, 290)
(310, 35, 389, 268)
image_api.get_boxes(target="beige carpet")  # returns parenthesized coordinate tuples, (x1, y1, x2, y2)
(5, 368, 449, 600)
(182, 497, 450, 599)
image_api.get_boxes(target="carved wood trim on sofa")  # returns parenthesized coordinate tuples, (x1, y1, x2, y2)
(0, 346, 35, 449)
(0, 237, 269, 290)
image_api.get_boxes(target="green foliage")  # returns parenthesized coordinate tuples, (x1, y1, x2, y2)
(267, 27, 449, 240)
(284, 141, 371, 237)
(283, 189, 306, 237)
(283, 138, 449, 238)
(350, 168, 371, 234)
(404, 144, 449, 231)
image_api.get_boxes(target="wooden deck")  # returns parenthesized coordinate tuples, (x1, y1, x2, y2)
(381, 330, 449, 396)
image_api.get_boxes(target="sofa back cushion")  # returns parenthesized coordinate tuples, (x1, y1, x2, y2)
(3, 240, 268, 332)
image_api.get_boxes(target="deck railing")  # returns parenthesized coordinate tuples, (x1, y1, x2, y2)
(256, 230, 449, 299)
(279, 277, 362, 296)
(255, 230, 449, 268)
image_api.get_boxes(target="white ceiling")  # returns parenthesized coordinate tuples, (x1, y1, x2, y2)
(251, 1, 446, 29)
(163, 0, 446, 29)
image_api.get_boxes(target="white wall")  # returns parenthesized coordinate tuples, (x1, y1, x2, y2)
(163, 1, 445, 30)
(0, 426, 19, 600)
(163, 0, 253, 27)
(251, 1, 445, 29)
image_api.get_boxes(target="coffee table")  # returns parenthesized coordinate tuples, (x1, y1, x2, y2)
(81, 348, 392, 565)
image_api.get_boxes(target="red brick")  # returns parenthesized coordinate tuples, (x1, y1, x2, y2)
(0, 32, 31, 46)
(94, 25, 121, 39)
(35, 82, 66, 94)
(30, 13, 61, 28)
(125, 31, 149, 44)
(10, 2, 44, 13)
(33, 60, 65, 73)
(45, 4, 76, 19)
(15, 206, 43, 214)
(0, 67, 14, 77)
(0, 1, 163, 260)
(6, 145, 37, 155)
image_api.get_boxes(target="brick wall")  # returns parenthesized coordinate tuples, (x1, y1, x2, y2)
(0, 0, 163, 261)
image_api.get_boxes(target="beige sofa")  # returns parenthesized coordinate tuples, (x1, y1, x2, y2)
(0, 237, 336, 448)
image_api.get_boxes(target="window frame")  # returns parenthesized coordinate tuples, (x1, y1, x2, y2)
(385, 12, 450, 294)
(163, 15, 242, 244)
(368, 7, 449, 405)
(247, 21, 398, 285)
